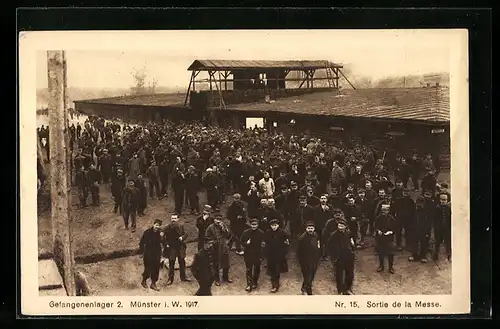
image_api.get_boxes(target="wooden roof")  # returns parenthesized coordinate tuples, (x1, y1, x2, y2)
(222, 87, 450, 123)
(187, 59, 343, 71)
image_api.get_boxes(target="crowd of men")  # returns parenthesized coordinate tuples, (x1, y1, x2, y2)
(37, 114, 452, 295)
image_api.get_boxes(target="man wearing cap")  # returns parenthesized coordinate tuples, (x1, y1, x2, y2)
(328, 186, 343, 211)
(75, 165, 90, 208)
(331, 161, 346, 194)
(135, 174, 148, 216)
(433, 193, 452, 262)
(374, 204, 396, 273)
(274, 184, 291, 225)
(171, 164, 186, 215)
(344, 195, 362, 248)
(240, 218, 266, 292)
(297, 221, 321, 295)
(227, 193, 247, 255)
(246, 182, 261, 219)
(287, 164, 302, 187)
(147, 160, 161, 200)
(203, 168, 219, 211)
(421, 168, 437, 194)
(121, 180, 140, 231)
(408, 196, 433, 263)
(139, 219, 166, 291)
(355, 188, 371, 246)
(205, 214, 232, 285)
(326, 219, 356, 295)
(305, 186, 321, 207)
(291, 195, 315, 240)
(97, 149, 112, 184)
(185, 165, 201, 215)
(163, 214, 191, 285)
(88, 164, 101, 206)
(275, 170, 289, 192)
(434, 183, 451, 204)
(393, 188, 416, 251)
(191, 241, 215, 296)
(264, 218, 290, 293)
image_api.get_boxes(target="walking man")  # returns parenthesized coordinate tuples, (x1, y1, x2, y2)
(164, 214, 192, 285)
(264, 218, 290, 293)
(326, 219, 356, 295)
(139, 219, 166, 291)
(240, 218, 265, 292)
(297, 221, 321, 295)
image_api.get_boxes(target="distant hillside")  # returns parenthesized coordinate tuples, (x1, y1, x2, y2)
(36, 86, 186, 109)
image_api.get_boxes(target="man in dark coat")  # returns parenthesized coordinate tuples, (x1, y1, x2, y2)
(227, 193, 247, 255)
(374, 204, 396, 273)
(326, 219, 356, 295)
(240, 218, 265, 292)
(147, 160, 161, 200)
(355, 188, 371, 247)
(135, 174, 147, 216)
(122, 180, 139, 231)
(111, 168, 126, 214)
(203, 168, 219, 211)
(393, 188, 416, 251)
(205, 214, 232, 286)
(196, 205, 214, 251)
(408, 196, 433, 263)
(433, 193, 452, 262)
(313, 194, 333, 259)
(185, 165, 201, 215)
(264, 218, 290, 293)
(297, 221, 321, 295)
(139, 219, 166, 291)
(163, 214, 192, 284)
(97, 149, 112, 184)
(328, 186, 343, 211)
(343, 196, 362, 247)
(88, 164, 101, 206)
(290, 195, 315, 240)
(159, 157, 170, 197)
(421, 168, 437, 193)
(171, 166, 186, 215)
(75, 165, 90, 208)
(191, 242, 215, 296)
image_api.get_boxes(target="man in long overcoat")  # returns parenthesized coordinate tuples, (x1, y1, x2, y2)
(240, 218, 265, 292)
(196, 205, 214, 251)
(374, 204, 396, 273)
(122, 180, 139, 231)
(191, 242, 215, 296)
(163, 214, 191, 284)
(205, 214, 232, 286)
(326, 219, 356, 295)
(264, 218, 290, 293)
(297, 221, 321, 295)
(139, 219, 166, 291)
(227, 193, 247, 255)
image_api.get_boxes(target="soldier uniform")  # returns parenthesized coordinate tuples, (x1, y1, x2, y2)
(240, 218, 265, 292)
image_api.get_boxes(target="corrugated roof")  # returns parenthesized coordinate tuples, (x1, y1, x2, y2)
(74, 93, 186, 107)
(222, 87, 450, 123)
(188, 59, 343, 71)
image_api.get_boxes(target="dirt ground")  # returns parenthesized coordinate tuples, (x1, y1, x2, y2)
(38, 172, 451, 296)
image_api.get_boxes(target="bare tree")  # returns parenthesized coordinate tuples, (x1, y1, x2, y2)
(131, 66, 148, 95)
(148, 77, 158, 94)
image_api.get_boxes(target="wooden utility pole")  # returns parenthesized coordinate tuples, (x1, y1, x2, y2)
(47, 50, 76, 296)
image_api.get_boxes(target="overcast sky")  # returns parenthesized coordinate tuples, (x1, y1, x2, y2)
(36, 30, 454, 89)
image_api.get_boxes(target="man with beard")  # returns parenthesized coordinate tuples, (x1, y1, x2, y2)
(97, 149, 112, 184)
(196, 205, 214, 251)
(122, 180, 139, 232)
(227, 193, 247, 255)
(326, 219, 356, 295)
(297, 221, 321, 295)
(75, 166, 90, 208)
(139, 219, 166, 291)
(408, 196, 432, 263)
(344, 196, 362, 248)
(205, 214, 232, 286)
(394, 188, 416, 251)
(374, 204, 396, 274)
(264, 219, 290, 293)
(147, 160, 161, 200)
(163, 214, 192, 285)
(305, 186, 321, 207)
(185, 165, 200, 215)
(313, 194, 333, 259)
(433, 193, 452, 262)
(258, 171, 275, 199)
(191, 241, 215, 296)
(240, 218, 265, 292)
(135, 174, 147, 216)
(87, 164, 101, 206)
(291, 195, 315, 240)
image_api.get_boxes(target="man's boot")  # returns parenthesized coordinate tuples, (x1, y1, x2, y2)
(150, 282, 160, 291)
(141, 279, 148, 289)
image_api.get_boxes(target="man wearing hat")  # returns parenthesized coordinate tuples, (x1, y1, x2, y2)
(328, 186, 344, 211)
(313, 194, 333, 258)
(393, 188, 416, 251)
(185, 165, 201, 214)
(355, 188, 371, 246)
(433, 193, 452, 262)
(191, 241, 215, 296)
(204, 214, 232, 285)
(240, 218, 266, 292)
(163, 214, 192, 285)
(374, 203, 396, 273)
(121, 179, 140, 231)
(227, 193, 247, 255)
(291, 195, 315, 239)
(421, 168, 437, 194)
(297, 221, 321, 295)
(263, 218, 290, 293)
(139, 219, 166, 291)
(203, 168, 219, 211)
(408, 196, 433, 263)
(326, 219, 356, 295)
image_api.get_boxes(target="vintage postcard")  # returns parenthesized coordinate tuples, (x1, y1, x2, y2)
(19, 29, 470, 315)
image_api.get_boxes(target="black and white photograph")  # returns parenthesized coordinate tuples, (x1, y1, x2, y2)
(20, 29, 470, 315)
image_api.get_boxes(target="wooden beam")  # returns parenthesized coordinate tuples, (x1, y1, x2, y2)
(47, 50, 76, 296)
(339, 69, 356, 90)
(184, 71, 195, 106)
